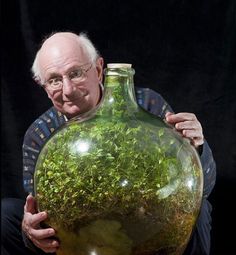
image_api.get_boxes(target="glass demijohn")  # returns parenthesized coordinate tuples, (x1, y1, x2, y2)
(34, 63, 203, 255)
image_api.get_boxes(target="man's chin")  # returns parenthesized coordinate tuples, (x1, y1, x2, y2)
(62, 105, 82, 119)
(54, 102, 92, 119)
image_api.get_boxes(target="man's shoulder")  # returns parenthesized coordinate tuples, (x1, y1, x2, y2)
(134, 86, 171, 117)
(22, 106, 66, 194)
(135, 86, 162, 97)
(135, 87, 165, 105)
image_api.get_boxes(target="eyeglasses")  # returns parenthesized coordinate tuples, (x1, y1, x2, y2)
(41, 63, 93, 91)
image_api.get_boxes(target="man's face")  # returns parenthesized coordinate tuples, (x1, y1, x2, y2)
(38, 35, 103, 119)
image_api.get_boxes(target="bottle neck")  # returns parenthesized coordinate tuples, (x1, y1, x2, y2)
(97, 67, 138, 118)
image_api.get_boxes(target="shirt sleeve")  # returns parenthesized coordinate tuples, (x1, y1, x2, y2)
(22, 107, 67, 194)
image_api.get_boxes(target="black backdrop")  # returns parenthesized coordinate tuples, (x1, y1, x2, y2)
(1, 1, 236, 254)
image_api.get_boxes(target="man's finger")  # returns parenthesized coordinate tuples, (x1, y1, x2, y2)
(175, 121, 202, 131)
(28, 211, 48, 228)
(166, 112, 196, 124)
(29, 226, 56, 240)
(24, 195, 37, 214)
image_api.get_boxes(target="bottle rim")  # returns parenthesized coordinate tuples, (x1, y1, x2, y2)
(107, 63, 132, 68)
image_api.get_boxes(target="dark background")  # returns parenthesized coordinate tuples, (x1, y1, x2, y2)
(1, 1, 236, 254)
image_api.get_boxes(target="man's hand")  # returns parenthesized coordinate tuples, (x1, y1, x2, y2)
(165, 112, 204, 149)
(22, 194, 59, 253)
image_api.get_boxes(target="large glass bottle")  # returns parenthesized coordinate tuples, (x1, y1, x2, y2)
(34, 63, 203, 255)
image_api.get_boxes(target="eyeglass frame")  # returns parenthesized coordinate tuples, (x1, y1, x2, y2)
(33, 63, 93, 91)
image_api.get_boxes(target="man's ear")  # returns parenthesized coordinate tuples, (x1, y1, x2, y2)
(96, 57, 104, 83)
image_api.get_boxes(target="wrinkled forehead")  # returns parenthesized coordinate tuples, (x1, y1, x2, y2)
(38, 34, 89, 65)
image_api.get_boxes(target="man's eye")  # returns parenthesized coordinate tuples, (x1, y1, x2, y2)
(48, 77, 61, 86)
(70, 69, 83, 79)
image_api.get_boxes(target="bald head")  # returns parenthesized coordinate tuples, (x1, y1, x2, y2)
(45, 32, 79, 41)
(32, 32, 99, 82)
(40, 32, 86, 55)
(40, 32, 80, 51)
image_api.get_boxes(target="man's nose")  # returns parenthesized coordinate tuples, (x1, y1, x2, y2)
(62, 77, 74, 95)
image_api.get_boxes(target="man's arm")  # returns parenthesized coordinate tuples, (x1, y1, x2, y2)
(22, 107, 67, 252)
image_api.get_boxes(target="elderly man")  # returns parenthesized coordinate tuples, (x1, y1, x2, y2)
(2, 32, 216, 255)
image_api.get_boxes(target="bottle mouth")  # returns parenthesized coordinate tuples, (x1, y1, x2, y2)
(107, 63, 132, 68)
